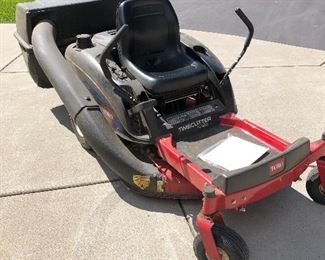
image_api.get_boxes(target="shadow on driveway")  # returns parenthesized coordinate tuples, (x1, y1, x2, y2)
(184, 186, 325, 260)
(51, 105, 325, 260)
(51, 105, 189, 216)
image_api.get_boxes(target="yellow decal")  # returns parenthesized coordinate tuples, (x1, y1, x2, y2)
(157, 180, 164, 192)
(133, 175, 150, 190)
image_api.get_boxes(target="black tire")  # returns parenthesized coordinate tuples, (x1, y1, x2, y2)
(306, 168, 325, 205)
(193, 224, 249, 260)
(22, 51, 53, 88)
(70, 116, 92, 150)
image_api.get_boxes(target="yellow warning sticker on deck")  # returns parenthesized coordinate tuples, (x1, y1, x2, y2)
(133, 175, 150, 190)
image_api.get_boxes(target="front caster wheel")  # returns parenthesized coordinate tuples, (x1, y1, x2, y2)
(70, 116, 92, 151)
(193, 224, 249, 260)
(306, 169, 325, 205)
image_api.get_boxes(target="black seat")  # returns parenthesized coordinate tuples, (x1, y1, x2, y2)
(116, 0, 208, 95)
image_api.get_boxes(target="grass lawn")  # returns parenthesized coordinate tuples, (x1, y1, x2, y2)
(0, 0, 31, 23)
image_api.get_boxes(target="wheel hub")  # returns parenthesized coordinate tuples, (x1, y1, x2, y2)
(204, 247, 230, 260)
(218, 248, 230, 260)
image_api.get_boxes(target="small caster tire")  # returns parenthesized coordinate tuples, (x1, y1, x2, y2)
(70, 116, 92, 151)
(193, 223, 249, 260)
(306, 168, 325, 205)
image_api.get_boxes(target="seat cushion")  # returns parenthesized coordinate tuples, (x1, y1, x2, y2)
(116, 0, 208, 95)
(127, 51, 208, 94)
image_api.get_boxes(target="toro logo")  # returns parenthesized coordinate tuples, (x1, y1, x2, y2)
(268, 158, 285, 176)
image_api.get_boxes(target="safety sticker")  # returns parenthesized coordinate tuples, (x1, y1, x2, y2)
(157, 180, 164, 192)
(133, 175, 150, 190)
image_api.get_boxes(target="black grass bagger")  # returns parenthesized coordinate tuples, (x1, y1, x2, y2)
(15, 0, 325, 259)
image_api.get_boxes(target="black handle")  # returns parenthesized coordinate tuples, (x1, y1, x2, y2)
(235, 8, 254, 38)
(234, 8, 254, 62)
(100, 24, 129, 79)
(219, 8, 254, 86)
(100, 24, 138, 104)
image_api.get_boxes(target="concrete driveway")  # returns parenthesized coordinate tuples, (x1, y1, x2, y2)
(171, 0, 325, 50)
(0, 22, 324, 260)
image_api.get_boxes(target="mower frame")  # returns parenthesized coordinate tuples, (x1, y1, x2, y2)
(15, 1, 325, 259)
(157, 112, 325, 260)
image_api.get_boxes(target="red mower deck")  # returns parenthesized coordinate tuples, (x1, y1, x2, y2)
(157, 113, 325, 259)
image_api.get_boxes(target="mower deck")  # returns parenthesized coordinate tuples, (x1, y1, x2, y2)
(157, 113, 313, 198)
(177, 125, 279, 179)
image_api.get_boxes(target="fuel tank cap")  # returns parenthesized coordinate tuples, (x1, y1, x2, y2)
(76, 34, 93, 49)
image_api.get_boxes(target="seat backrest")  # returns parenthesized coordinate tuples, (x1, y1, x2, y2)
(116, 0, 181, 63)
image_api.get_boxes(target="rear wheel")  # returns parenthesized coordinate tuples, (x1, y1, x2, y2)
(306, 168, 325, 205)
(70, 116, 92, 150)
(193, 224, 249, 260)
(21, 52, 53, 88)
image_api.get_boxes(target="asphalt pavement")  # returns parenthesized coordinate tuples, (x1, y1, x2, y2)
(171, 0, 325, 50)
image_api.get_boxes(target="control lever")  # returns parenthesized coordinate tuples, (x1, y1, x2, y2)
(220, 8, 254, 86)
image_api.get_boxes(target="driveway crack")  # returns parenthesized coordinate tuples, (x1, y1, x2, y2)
(0, 53, 22, 72)
(178, 200, 197, 237)
(0, 179, 120, 198)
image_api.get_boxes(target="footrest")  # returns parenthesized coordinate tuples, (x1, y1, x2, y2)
(212, 138, 310, 194)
